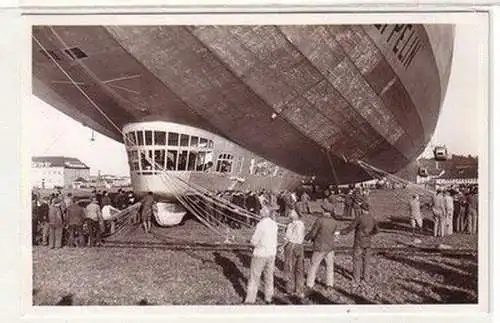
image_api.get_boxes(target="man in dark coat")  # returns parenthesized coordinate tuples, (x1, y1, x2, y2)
(65, 198, 86, 247)
(140, 192, 155, 233)
(101, 191, 112, 207)
(304, 211, 339, 289)
(32, 199, 39, 245)
(343, 190, 354, 218)
(338, 202, 379, 288)
(37, 198, 50, 246)
(113, 189, 128, 210)
(48, 198, 64, 249)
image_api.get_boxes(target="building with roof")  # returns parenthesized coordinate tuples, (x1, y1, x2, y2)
(31, 156, 90, 189)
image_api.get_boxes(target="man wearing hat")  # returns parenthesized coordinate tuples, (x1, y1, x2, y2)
(304, 210, 339, 290)
(337, 201, 379, 288)
(86, 197, 104, 247)
(431, 189, 446, 237)
(244, 207, 278, 304)
(48, 197, 64, 249)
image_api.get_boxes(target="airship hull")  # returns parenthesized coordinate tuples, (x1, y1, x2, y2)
(32, 24, 454, 186)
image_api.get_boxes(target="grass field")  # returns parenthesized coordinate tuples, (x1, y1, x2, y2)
(32, 189, 479, 306)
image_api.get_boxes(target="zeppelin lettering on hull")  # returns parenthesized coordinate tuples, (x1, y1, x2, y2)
(374, 24, 423, 69)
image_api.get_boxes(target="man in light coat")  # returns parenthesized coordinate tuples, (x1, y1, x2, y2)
(431, 189, 446, 237)
(244, 208, 278, 304)
(444, 190, 454, 235)
(409, 195, 423, 234)
(86, 197, 104, 247)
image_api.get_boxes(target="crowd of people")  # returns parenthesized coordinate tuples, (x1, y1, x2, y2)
(242, 184, 478, 304)
(427, 185, 479, 236)
(31, 189, 137, 248)
(31, 182, 478, 304)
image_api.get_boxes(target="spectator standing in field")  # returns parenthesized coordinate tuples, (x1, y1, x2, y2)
(296, 191, 311, 216)
(114, 189, 128, 210)
(127, 191, 136, 205)
(304, 211, 339, 289)
(444, 190, 454, 235)
(320, 190, 336, 216)
(337, 202, 379, 289)
(101, 191, 112, 207)
(61, 192, 73, 245)
(245, 191, 261, 214)
(96, 190, 103, 207)
(65, 198, 86, 247)
(244, 208, 278, 304)
(140, 192, 155, 234)
(454, 192, 466, 233)
(301, 191, 311, 204)
(86, 197, 104, 247)
(408, 195, 423, 234)
(343, 190, 354, 218)
(281, 191, 296, 218)
(431, 189, 446, 237)
(48, 198, 64, 249)
(467, 188, 479, 234)
(32, 198, 39, 245)
(63, 193, 72, 210)
(282, 209, 306, 298)
(38, 197, 50, 246)
(127, 191, 138, 223)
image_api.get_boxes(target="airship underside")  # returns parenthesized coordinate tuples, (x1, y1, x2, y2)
(32, 24, 454, 187)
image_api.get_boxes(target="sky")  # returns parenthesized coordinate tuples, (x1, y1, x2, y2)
(26, 24, 484, 177)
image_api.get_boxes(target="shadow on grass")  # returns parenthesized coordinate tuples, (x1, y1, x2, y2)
(400, 278, 477, 304)
(213, 252, 247, 299)
(308, 290, 335, 304)
(333, 285, 374, 304)
(377, 216, 434, 236)
(334, 263, 353, 280)
(383, 254, 478, 301)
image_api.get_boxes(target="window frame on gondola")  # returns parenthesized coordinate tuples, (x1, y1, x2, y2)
(168, 132, 179, 146)
(154, 131, 166, 146)
(126, 129, 217, 173)
(216, 153, 234, 173)
(139, 149, 154, 175)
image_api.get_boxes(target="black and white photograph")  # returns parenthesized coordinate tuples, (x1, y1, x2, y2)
(24, 11, 489, 311)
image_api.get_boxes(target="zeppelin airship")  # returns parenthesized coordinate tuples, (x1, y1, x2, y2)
(32, 24, 454, 222)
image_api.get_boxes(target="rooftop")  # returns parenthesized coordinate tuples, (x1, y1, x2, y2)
(32, 156, 90, 169)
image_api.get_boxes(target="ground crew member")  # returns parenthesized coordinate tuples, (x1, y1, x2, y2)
(337, 202, 379, 289)
(282, 209, 306, 298)
(305, 211, 339, 289)
(409, 195, 423, 234)
(244, 208, 278, 304)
